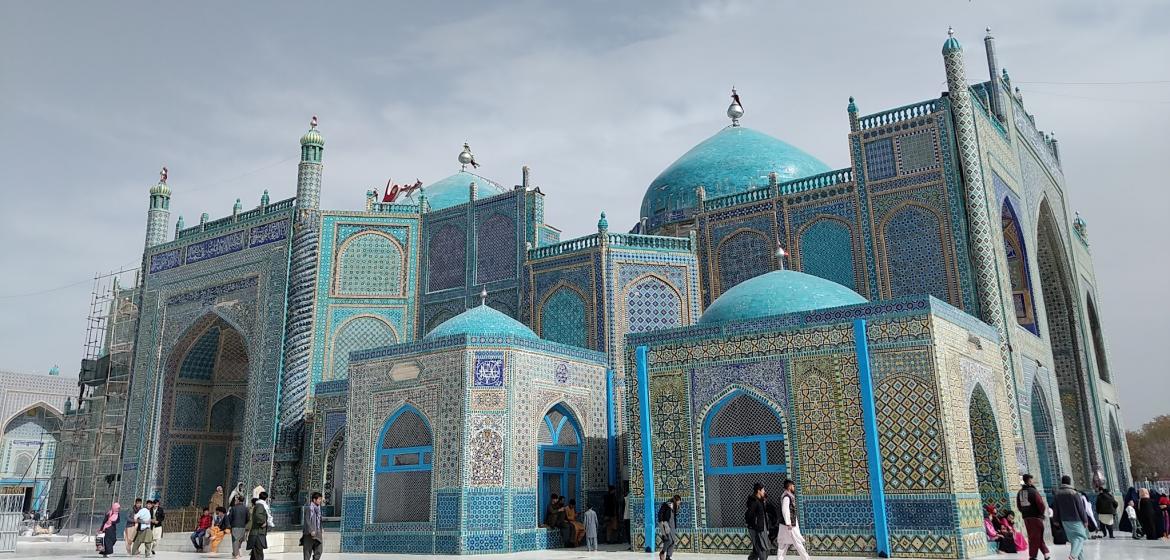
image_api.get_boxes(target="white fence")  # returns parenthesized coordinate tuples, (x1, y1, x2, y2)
(0, 494, 22, 553)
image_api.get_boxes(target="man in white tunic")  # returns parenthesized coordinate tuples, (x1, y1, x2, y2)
(776, 480, 811, 560)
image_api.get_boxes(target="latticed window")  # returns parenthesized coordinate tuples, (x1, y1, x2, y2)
(374, 406, 432, 523)
(336, 232, 405, 296)
(702, 392, 787, 528)
(537, 405, 582, 520)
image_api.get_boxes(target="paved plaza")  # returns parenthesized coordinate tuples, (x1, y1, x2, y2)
(12, 537, 1170, 560)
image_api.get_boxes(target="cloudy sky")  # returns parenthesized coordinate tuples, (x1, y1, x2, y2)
(1, 1, 1166, 428)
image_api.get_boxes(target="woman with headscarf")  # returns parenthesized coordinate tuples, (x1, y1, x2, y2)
(1138, 488, 1159, 540)
(228, 482, 246, 505)
(99, 502, 120, 557)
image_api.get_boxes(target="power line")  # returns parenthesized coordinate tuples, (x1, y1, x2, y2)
(0, 263, 138, 300)
(1016, 80, 1170, 86)
(1019, 89, 1170, 105)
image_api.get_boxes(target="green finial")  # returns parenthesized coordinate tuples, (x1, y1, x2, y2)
(261, 189, 270, 206)
(847, 96, 857, 113)
(49, 364, 59, 376)
(176, 215, 185, 230)
(597, 211, 609, 232)
(200, 212, 209, 224)
(233, 198, 243, 214)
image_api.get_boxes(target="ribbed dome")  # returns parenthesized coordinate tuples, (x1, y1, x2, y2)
(698, 270, 867, 325)
(300, 127, 324, 147)
(642, 126, 830, 229)
(424, 171, 508, 211)
(150, 181, 170, 196)
(426, 303, 538, 340)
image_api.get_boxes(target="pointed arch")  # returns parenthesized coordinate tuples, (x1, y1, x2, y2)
(969, 384, 1007, 508)
(878, 201, 955, 303)
(333, 230, 407, 297)
(1086, 295, 1110, 383)
(1035, 197, 1093, 486)
(796, 216, 858, 291)
(716, 228, 773, 295)
(537, 282, 589, 348)
(1029, 383, 1060, 491)
(1108, 415, 1127, 491)
(327, 315, 397, 381)
(374, 404, 433, 523)
(1001, 198, 1039, 334)
(701, 389, 788, 528)
(622, 273, 684, 334)
(537, 402, 583, 519)
(323, 427, 346, 512)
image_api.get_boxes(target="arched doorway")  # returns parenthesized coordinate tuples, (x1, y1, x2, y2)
(1086, 296, 1111, 383)
(1030, 385, 1060, 494)
(1, 405, 61, 513)
(701, 391, 787, 528)
(970, 386, 1006, 509)
(537, 404, 582, 517)
(323, 429, 345, 517)
(1001, 199, 1038, 334)
(159, 315, 248, 508)
(1036, 200, 1094, 486)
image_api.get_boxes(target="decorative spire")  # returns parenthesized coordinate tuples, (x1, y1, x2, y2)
(150, 165, 172, 197)
(160, 166, 168, 184)
(943, 26, 962, 53)
(459, 142, 479, 171)
(597, 211, 609, 232)
(261, 189, 270, 206)
(480, 287, 488, 306)
(176, 215, 185, 231)
(300, 115, 324, 150)
(847, 96, 857, 113)
(727, 87, 744, 126)
(985, 26, 992, 38)
(233, 198, 243, 215)
(310, 115, 318, 128)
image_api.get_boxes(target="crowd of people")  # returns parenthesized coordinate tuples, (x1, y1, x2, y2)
(539, 485, 628, 550)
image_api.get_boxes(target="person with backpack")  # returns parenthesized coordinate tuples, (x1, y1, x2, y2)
(1016, 474, 1051, 560)
(657, 494, 680, 560)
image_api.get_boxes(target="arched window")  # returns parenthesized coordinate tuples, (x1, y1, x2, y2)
(329, 316, 397, 381)
(335, 232, 405, 296)
(702, 391, 787, 528)
(1001, 200, 1038, 334)
(540, 287, 588, 348)
(799, 218, 857, 291)
(537, 405, 582, 517)
(625, 276, 682, 334)
(717, 230, 772, 293)
(374, 406, 433, 523)
(209, 395, 244, 433)
(969, 385, 1005, 508)
(1030, 385, 1059, 491)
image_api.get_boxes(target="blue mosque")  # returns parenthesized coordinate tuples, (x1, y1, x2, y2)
(54, 29, 1131, 558)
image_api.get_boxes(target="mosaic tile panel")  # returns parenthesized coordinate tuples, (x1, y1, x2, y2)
(798, 218, 857, 292)
(864, 138, 896, 180)
(178, 327, 220, 380)
(874, 371, 949, 492)
(173, 393, 208, 431)
(335, 232, 406, 296)
(185, 231, 246, 264)
(329, 316, 397, 381)
(624, 276, 683, 334)
(896, 130, 941, 174)
(476, 212, 517, 284)
(716, 229, 772, 293)
(791, 354, 868, 495)
(538, 287, 588, 348)
(648, 373, 693, 498)
(468, 416, 504, 486)
(165, 443, 196, 507)
(473, 351, 505, 387)
(882, 204, 950, 301)
(248, 219, 288, 248)
(428, 223, 465, 292)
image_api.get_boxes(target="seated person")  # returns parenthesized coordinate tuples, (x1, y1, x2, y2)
(190, 507, 212, 552)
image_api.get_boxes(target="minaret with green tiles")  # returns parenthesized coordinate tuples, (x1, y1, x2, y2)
(145, 166, 171, 248)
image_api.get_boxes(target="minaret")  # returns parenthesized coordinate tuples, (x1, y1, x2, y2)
(145, 166, 171, 248)
(983, 27, 1004, 121)
(278, 117, 325, 446)
(943, 28, 1025, 463)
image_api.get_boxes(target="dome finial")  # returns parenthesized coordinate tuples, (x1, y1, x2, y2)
(160, 166, 168, 184)
(948, 26, 954, 37)
(727, 87, 744, 126)
(597, 211, 609, 232)
(459, 143, 480, 171)
(310, 115, 318, 129)
(775, 245, 788, 270)
(985, 26, 992, 38)
(480, 286, 488, 306)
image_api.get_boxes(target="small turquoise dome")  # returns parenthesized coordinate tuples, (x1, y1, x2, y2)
(698, 270, 867, 325)
(426, 303, 538, 340)
(642, 126, 830, 228)
(942, 28, 962, 53)
(424, 171, 508, 211)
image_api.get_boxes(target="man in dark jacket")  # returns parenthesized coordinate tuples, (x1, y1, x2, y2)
(1096, 487, 1118, 538)
(227, 497, 249, 559)
(1052, 475, 1091, 559)
(1016, 474, 1050, 560)
(745, 482, 777, 560)
(657, 495, 680, 560)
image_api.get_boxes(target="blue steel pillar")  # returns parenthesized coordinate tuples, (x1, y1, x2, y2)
(854, 319, 890, 558)
(635, 346, 656, 552)
(605, 368, 618, 487)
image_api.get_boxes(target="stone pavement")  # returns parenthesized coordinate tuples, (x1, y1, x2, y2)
(13, 537, 1170, 559)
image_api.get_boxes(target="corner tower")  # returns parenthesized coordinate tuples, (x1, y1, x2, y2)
(145, 166, 171, 248)
(278, 117, 325, 461)
(943, 28, 1025, 466)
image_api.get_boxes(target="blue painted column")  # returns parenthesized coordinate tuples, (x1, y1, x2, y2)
(605, 368, 618, 488)
(635, 345, 656, 552)
(854, 319, 890, 558)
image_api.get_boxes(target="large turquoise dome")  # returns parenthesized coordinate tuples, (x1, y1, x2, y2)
(424, 171, 509, 211)
(426, 303, 538, 340)
(698, 270, 867, 325)
(641, 126, 830, 228)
